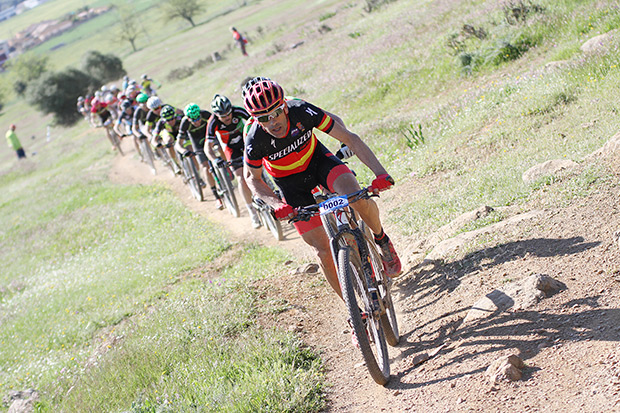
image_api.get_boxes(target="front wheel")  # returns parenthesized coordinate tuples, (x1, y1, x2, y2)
(109, 129, 124, 156)
(181, 156, 204, 202)
(338, 247, 390, 385)
(139, 138, 156, 175)
(214, 164, 239, 217)
(261, 207, 283, 241)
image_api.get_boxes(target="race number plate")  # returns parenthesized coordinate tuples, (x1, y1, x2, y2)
(318, 196, 349, 215)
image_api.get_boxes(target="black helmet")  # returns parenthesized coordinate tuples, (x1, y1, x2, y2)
(211, 94, 232, 115)
(160, 105, 175, 121)
(120, 99, 133, 111)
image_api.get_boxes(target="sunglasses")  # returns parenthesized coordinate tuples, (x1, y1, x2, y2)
(255, 104, 285, 123)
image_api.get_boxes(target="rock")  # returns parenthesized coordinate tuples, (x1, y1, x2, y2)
(581, 30, 619, 55)
(614, 230, 620, 247)
(4, 389, 38, 413)
(290, 41, 304, 49)
(212, 51, 222, 61)
(464, 274, 566, 323)
(411, 353, 430, 366)
(296, 263, 320, 274)
(522, 159, 579, 184)
(486, 355, 525, 383)
(543, 60, 571, 72)
(585, 131, 620, 160)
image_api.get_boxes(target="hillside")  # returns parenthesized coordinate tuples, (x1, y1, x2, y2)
(2, 0, 620, 411)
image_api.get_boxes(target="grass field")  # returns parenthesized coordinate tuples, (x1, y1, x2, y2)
(2, 0, 620, 410)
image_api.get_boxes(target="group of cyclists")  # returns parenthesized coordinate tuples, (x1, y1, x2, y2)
(76, 74, 403, 349)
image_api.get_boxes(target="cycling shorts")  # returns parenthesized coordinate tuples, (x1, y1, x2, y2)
(273, 144, 352, 235)
(99, 111, 111, 124)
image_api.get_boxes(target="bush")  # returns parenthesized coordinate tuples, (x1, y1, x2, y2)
(26, 68, 98, 126)
(81, 50, 126, 84)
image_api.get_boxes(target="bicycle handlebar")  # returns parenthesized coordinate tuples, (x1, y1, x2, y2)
(290, 187, 378, 223)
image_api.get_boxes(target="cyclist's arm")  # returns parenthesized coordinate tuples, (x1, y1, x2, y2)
(324, 110, 387, 177)
(244, 164, 282, 209)
(112, 119, 124, 136)
(160, 128, 174, 145)
(204, 137, 219, 161)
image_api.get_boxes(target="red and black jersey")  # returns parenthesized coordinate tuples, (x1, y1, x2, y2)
(206, 106, 249, 160)
(244, 99, 334, 178)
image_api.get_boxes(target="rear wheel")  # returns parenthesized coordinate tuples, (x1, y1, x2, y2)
(215, 164, 239, 217)
(362, 223, 399, 346)
(338, 246, 390, 385)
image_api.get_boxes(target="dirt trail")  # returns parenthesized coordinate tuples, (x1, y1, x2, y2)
(110, 139, 620, 412)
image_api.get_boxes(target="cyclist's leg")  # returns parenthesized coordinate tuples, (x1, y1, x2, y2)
(233, 163, 261, 228)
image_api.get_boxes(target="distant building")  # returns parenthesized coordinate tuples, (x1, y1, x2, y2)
(0, 6, 16, 22)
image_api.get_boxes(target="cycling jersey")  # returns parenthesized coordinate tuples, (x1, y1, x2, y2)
(115, 108, 133, 129)
(207, 106, 249, 164)
(145, 110, 160, 130)
(153, 114, 183, 145)
(244, 99, 334, 178)
(176, 109, 212, 163)
(132, 106, 148, 137)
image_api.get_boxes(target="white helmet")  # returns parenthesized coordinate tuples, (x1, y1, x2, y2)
(141, 74, 147, 80)
(94, 91, 102, 98)
(110, 84, 119, 92)
(146, 96, 162, 110)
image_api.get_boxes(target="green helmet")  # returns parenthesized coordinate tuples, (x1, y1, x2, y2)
(184, 103, 201, 120)
(160, 105, 175, 121)
(136, 93, 148, 103)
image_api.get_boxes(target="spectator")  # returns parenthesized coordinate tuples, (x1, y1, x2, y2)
(230, 26, 248, 56)
(6, 124, 26, 160)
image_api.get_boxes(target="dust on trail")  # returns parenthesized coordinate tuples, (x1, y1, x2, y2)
(108, 136, 620, 412)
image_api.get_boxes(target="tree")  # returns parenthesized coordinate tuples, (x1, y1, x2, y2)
(114, 8, 145, 52)
(26, 68, 98, 126)
(81, 50, 126, 84)
(162, 0, 205, 28)
(4, 53, 50, 96)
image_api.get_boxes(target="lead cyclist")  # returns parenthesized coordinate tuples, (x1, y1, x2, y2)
(242, 78, 402, 343)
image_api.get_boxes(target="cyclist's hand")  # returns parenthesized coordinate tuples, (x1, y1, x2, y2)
(274, 203, 295, 220)
(336, 144, 354, 160)
(215, 157, 227, 169)
(370, 174, 395, 194)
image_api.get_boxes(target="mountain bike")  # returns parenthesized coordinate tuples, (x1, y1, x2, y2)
(138, 136, 156, 175)
(252, 197, 283, 240)
(179, 151, 204, 202)
(291, 187, 399, 385)
(154, 143, 179, 177)
(101, 119, 124, 156)
(211, 158, 239, 217)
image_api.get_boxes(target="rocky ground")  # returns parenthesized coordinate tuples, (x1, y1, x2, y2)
(108, 139, 620, 412)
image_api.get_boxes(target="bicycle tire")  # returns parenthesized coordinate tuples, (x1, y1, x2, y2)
(261, 207, 283, 241)
(338, 246, 390, 385)
(361, 223, 399, 346)
(182, 157, 204, 202)
(110, 129, 124, 156)
(140, 139, 157, 175)
(215, 164, 240, 217)
(157, 147, 177, 177)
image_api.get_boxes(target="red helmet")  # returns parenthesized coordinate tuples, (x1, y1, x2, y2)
(243, 78, 284, 116)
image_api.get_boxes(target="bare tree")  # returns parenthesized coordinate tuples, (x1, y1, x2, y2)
(114, 8, 145, 52)
(162, 0, 205, 28)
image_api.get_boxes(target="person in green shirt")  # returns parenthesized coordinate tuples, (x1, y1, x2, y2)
(6, 124, 26, 159)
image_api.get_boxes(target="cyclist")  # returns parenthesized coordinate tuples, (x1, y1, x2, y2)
(152, 104, 182, 174)
(89, 91, 118, 150)
(243, 77, 402, 302)
(205, 94, 261, 227)
(175, 103, 223, 209)
(141, 74, 160, 96)
(131, 92, 155, 164)
(77, 96, 89, 122)
(113, 99, 136, 154)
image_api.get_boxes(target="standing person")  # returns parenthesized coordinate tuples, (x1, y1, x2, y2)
(6, 124, 25, 160)
(242, 77, 402, 321)
(230, 27, 248, 56)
